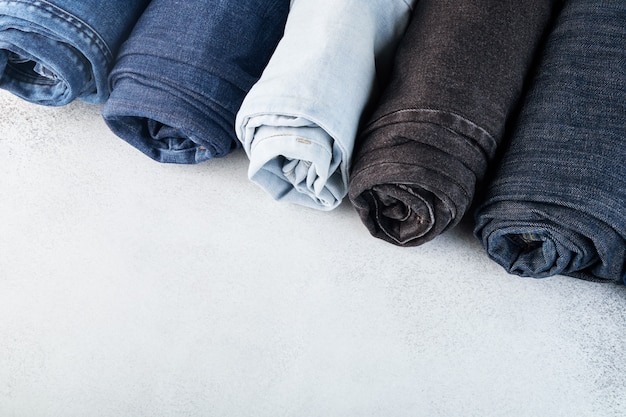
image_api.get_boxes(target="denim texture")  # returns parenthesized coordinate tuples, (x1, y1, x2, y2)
(474, 0, 626, 283)
(236, 0, 414, 210)
(0, 0, 148, 105)
(348, 0, 556, 245)
(102, 0, 289, 164)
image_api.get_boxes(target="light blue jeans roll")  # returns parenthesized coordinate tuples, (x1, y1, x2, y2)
(0, 0, 149, 105)
(236, 0, 415, 210)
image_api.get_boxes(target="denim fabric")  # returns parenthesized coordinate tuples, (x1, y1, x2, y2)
(102, 0, 289, 164)
(348, 0, 556, 245)
(474, 0, 626, 283)
(0, 0, 148, 105)
(235, 0, 414, 210)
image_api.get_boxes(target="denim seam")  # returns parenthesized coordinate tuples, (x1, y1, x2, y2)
(364, 108, 498, 151)
(357, 119, 490, 175)
(0, 0, 113, 63)
(242, 112, 343, 151)
(393, 184, 418, 222)
(250, 133, 334, 159)
(241, 111, 348, 182)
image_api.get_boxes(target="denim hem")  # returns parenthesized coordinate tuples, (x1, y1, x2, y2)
(245, 123, 344, 210)
(361, 108, 498, 158)
(103, 76, 237, 164)
(349, 161, 463, 247)
(0, 0, 112, 104)
(475, 198, 625, 283)
(237, 96, 350, 170)
(368, 184, 437, 245)
(480, 222, 621, 284)
(350, 161, 466, 214)
(347, 107, 497, 246)
(237, 96, 352, 208)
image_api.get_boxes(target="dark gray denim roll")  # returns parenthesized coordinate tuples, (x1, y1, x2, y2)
(474, 0, 626, 283)
(348, 0, 556, 246)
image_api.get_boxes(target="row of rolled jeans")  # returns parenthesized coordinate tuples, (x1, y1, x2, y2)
(1, 0, 624, 284)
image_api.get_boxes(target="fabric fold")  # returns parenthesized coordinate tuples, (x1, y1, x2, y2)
(474, 0, 626, 283)
(236, 0, 415, 210)
(102, 0, 289, 164)
(348, 0, 556, 245)
(0, 0, 149, 105)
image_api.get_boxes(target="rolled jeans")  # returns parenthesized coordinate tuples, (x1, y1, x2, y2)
(474, 0, 626, 283)
(101, 0, 289, 164)
(0, 0, 149, 105)
(347, 0, 556, 245)
(235, 0, 414, 210)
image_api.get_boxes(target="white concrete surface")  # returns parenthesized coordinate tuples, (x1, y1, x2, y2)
(0, 89, 625, 417)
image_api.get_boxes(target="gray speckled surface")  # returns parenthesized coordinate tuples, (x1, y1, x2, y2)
(1, 90, 625, 416)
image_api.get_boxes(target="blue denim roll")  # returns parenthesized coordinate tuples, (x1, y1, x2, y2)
(236, 0, 415, 210)
(0, 0, 149, 105)
(101, 0, 289, 164)
(474, 0, 626, 283)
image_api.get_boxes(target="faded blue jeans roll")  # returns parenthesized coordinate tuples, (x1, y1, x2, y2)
(0, 0, 149, 105)
(102, 0, 289, 164)
(236, 0, 415, 210)
(474, 0, 626, 283)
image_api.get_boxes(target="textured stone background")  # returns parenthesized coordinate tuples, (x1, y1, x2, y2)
(1, 90, 625, 417)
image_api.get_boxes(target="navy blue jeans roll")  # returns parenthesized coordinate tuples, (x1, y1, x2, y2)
(348, 0, 556, 246)
(474, 0, 626, 283)
(101, 0, 289, 164)
(0, 0, 149, 105)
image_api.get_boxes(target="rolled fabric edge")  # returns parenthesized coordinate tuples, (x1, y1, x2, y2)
(474, 200, 626, 284)
(103, 72, 239, 164)
(236, 100, 350, 211)
(0, 2, 111, 105)
(349, 108, 494, 246)
(246, 123, 345, 210)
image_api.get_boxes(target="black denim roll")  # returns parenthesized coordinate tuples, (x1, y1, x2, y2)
(474, 0, 626, 283)
(348, 0, 556, 246)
